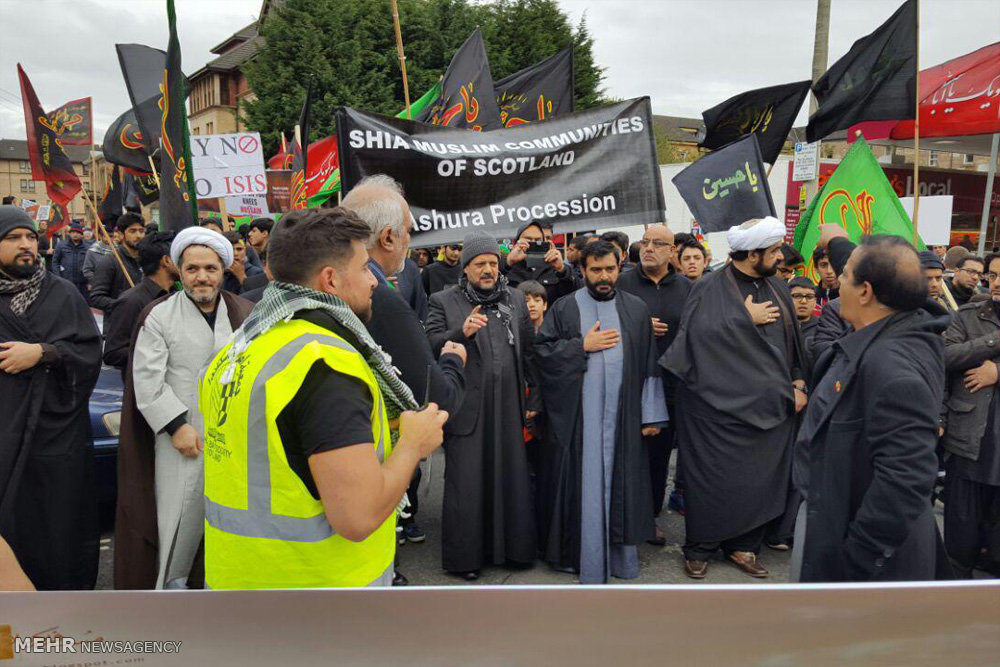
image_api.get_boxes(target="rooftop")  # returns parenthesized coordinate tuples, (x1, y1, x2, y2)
(0, 138, 96, 163)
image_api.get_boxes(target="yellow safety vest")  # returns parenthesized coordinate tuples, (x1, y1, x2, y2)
(199, 318, 395, 589)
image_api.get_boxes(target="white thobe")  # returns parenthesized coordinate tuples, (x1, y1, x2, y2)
(132, 292, 233, 589)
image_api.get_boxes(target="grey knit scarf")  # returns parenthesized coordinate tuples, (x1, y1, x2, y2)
(0, 262, 46, 315)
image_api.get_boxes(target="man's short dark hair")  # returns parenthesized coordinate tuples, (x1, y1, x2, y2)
(628, 242, 641, 264)
(569, 234, 593, 251)
(268, 208, 371, 285)
(788, 276, 816, 291)
(600, 231, 629, 258)
(957, 255, 984, 270)
(674, 232, 694, 246)
(781, 244, 804, 266)
(519, 280, 547, 303)
(2, 196, 15, 205)
(852, 235, 925, 312)
(137, 231, 175, 275)
(812, 247, 829, 264)
(201, 216, 223, 230)
(116, 212, 144, 233)
(223, 231, 242, 247)
(983, 253, 1000, 274)
(679, 238, 707, 260)
(580, 240, 620, 268)
(248, 218, 274, 234)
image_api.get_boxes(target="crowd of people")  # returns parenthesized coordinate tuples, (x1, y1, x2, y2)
(0, 177, 997, 591)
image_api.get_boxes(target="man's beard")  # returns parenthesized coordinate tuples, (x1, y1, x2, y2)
(183, 285, 220, 307)
(753, 256, 778, 278)
(472, 275, 498, 294)
(584, 277, 616, 301)
(0, 257, 40, 279)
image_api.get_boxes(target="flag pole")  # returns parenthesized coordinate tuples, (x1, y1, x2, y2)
(147, 155, 162, 189)
(390, 0, 413, 119)
(911, 0, 921, 247)
(82, 195, 136, 289)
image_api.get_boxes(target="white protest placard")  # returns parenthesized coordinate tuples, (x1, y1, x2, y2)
(34, 204, 51, 222)
(190, 132, 267, 199)
(226, 194, 270, 218)
(900, 195, 953, 246)
(793, 141, 820, 181)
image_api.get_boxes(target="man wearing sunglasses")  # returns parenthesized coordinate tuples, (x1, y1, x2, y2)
(422, 243, 463, 296)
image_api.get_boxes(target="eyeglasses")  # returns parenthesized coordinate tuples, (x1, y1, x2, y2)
(791, 294, 817, 302)
(960, 268, 984, 278)
(446, 245, 462, 251)
(987, 272, 1000, 282)
(638, 239, 674, 249)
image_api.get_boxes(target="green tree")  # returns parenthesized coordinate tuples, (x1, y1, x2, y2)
(242, 0, 606, 154)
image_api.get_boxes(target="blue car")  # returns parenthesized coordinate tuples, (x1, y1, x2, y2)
(90, 311, 123, 530)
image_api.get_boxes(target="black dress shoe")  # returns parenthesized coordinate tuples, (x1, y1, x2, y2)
(392, 571, 409, 586)
(459, 570, 480, 581)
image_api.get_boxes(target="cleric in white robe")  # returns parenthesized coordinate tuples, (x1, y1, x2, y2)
(128, 228, 252, 589)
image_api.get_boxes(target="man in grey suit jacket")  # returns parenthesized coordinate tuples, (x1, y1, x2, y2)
(425, 230, 540, 580)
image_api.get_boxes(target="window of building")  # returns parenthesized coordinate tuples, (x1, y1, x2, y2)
(28, 181, 35, 193)
(19, 179, 27, 191)
(929, 150, 938, 167)
(19, 161, 29, 173)
(206, 121, 214, 134)
(964, 153, 975, 165)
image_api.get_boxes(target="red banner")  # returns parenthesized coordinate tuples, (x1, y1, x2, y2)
(17, 64, 82, 210)
(269, 133, 340, 200)
(47, 97, 93, 146)
(892, 41, 1000, 139)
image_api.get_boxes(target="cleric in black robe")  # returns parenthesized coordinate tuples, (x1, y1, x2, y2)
(534, 241, 668, 582)
(663, 217, 807, 580)
(0, 206, 102, 590)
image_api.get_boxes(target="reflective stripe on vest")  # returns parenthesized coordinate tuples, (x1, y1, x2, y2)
(204, 333, 387, 542)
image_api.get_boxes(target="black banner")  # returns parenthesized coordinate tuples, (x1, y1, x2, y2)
(807, 0, 916, 142)
(672, 134, 775, 233)
(496, 47, 574, 128)
(47, 97, 93, 146)
(158, 0, 198, 231)
(699, 80, 810, 164)
(416, 28, 502, 131)
(338, 97, 664, 246)
(125, 171, 159, 207)
(99, 165, 123, 223)
(116, 43, 167, 155)
(103, 107, 156, 173)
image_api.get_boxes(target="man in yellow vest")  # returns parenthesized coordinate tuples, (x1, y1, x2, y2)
(199, 207, 448, 588)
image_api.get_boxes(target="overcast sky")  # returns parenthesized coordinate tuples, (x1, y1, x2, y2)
(0, 0, 997, 143)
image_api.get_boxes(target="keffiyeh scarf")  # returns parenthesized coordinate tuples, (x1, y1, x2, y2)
(0, 262, 45, 315)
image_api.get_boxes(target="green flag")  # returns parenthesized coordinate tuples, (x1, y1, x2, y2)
(395, 81, 441, 119)
(306, 83, 441, 208)
(793, 136, 923, 282)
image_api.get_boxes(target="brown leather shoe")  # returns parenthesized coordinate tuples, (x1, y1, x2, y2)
(684, 559, 708, 579)
(728, 551, 769, 578)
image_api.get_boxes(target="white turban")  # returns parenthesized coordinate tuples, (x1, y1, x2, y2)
(170, 226, 234, 269)
(726, 216, 786, 251)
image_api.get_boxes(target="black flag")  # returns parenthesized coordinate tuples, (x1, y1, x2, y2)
(672, 134, 775, 233)
(103, 107, 157, 173)
(495, 47, 574, 128)
(158, 0, 198, 231)
(699, 81, 811, 164)
(98, 165, 124, 224)
(416, 28, 502, 131)
(125, 171, 160, 207)
(116, 43, 167, 155)
(806, 0, 917, 142)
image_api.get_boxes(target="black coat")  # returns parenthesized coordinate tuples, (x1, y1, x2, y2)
(941, 299, 1000, 460)
(88, 248, 143, 313)
(425, 284, 538, 436)
(365, 280, 465, 415)
(797, 309, 950, 582)
(811, 298, 852, 363)
(102, 278, 170, 375)
(501, 257, 578, 307)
